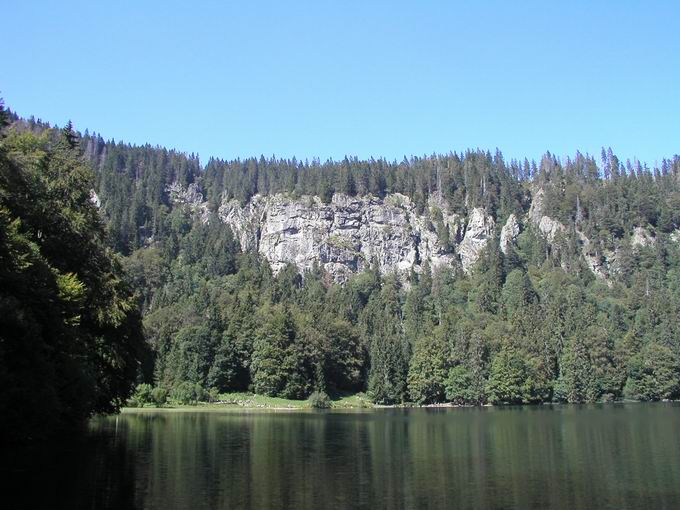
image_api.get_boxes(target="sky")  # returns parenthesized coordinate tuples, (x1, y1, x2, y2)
(3, 1, 679, 167)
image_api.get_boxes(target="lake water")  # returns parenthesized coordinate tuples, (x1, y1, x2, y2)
(4, 404, 680, 509)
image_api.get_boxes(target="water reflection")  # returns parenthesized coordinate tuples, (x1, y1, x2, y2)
(3, 404, 680, 509)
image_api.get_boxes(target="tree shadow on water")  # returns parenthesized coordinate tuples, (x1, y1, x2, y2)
(0, 428, 139, 510)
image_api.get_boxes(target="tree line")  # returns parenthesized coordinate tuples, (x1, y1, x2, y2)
(0, 106, 147, 442)
(3, 109, 680, 433)
(129, 214, 680, 405)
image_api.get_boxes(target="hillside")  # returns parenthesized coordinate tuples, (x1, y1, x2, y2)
(6, 114, 680, 406)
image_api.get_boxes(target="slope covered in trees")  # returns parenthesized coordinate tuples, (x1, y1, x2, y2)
(0, 106, 148, 442)
(5, 109, 680, 410)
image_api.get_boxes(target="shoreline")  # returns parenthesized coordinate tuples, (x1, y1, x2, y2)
(120, 394, 678, 414)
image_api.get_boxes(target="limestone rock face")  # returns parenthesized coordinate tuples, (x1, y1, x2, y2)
(168, 181, 658, 284)
(458, 208, 495, 272)
(167, 182, 210, 224)
(538, 216, 566, 241)
(577, 230, 609, 281)
(527, 187, 609, 280)
(217, 192, 471, 282)
(528, 188, 565, 242)
(631, 226, 655, 248)
(89, 189, 101, 208)
(500, 214, 520, 254)
(528, 187, 546, 226)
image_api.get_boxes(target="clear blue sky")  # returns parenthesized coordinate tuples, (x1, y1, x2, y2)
(3, 1, 679, 166)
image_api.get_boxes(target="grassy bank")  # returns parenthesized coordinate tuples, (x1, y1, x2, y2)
(124, 391, 374, 411)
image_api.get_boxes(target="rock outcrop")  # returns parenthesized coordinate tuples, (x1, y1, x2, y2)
(167, 182, 210, 224)
(458, 208, 495, 272)
(631, 226, 655, 248)
(218, 193, 467, 282)
(500, 214, 520, 254)
(528, 188, 565, 242)
(89, 189, 101, 208)
(577, 231, 609, 281)
(166, 182, 677, 284)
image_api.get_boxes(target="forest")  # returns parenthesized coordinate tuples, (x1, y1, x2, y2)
(2, 105, 680, 442)
(0, 105, 147, 442)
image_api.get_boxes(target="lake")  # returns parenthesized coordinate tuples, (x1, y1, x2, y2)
(4, 404, 680, 509)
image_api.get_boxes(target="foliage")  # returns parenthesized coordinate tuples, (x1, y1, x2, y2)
(407, 334, 449, 404)
(446, 365, 482, 405)
(171, 382, 206, 405)
(5, 108, 680, 418)
(486, 347, 531, 404)
(129, 383, 154, 407)
(82, 127, 680, 408)
(0, 115, 147, 442)
(308, 391, 332, 409)
(624, 343, 680, 401)
(151, 386, 169, 406)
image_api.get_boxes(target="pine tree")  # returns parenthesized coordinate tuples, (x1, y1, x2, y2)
(0, 123, 147, 441)
(61, 120, 79, 150)
(407, 333, 449, 404)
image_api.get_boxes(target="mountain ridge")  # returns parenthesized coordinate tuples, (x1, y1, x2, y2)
(166, 178, 675, 284)
(5, 113, 680, 407)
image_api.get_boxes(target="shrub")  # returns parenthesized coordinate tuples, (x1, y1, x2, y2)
(624, 343, 680, 401)
(446, 365, 484, 405)
(151, 387, 169, 406)
(171, 382, 206, 405)
(126, 397, 140, 408)
(207, 387, 220, 403)
(308, 391, 332, 409)
(128, 383, 154, 407)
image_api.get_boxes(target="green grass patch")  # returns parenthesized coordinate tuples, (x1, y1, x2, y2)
(331, 392, 373, 408)
(218, 391, 374, 409)
(218, 392, 311, 409)
(123, 391, 375, 410)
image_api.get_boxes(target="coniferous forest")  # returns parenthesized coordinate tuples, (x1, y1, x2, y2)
(3, 103, 680, 441)
(0, 105, 147, 442)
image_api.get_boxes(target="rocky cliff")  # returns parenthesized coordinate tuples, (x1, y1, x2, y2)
(218, 193, 463, 282)
(168, 183, 666, 283)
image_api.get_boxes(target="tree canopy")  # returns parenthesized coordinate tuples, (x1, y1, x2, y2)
(0, 107, 148, 442)
(3, 107, 680, 426)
